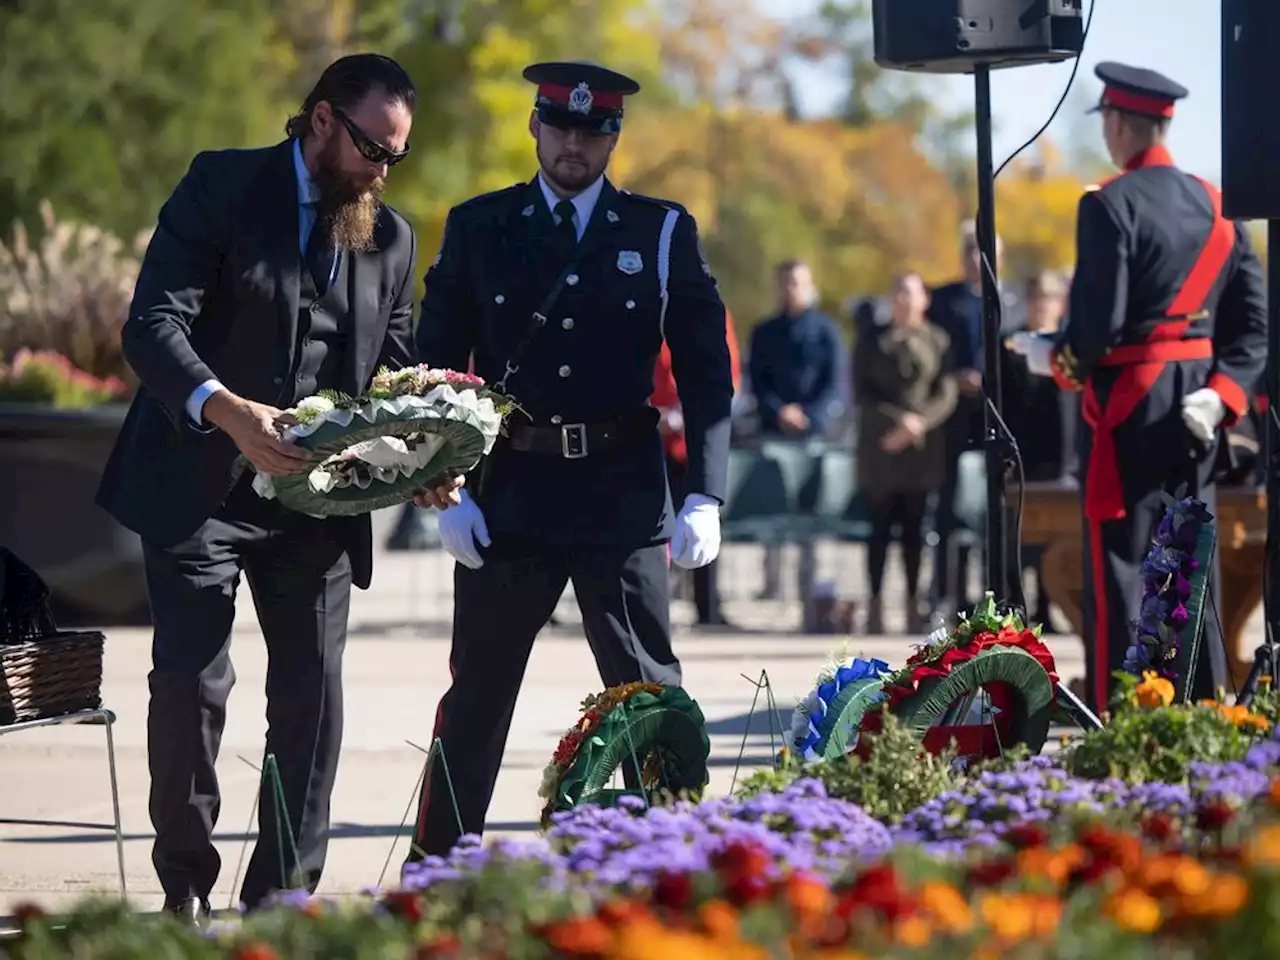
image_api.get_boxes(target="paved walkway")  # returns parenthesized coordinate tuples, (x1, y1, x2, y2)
(0, 512, 1127, 915)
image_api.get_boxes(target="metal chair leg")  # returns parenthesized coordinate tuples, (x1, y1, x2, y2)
(101, 710, 127, 900)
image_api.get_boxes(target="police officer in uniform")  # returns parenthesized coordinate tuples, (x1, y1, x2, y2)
(1012, 62, 1267, 712)
(406, 61, 733, 859)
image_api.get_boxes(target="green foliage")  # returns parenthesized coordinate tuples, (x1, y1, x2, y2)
(1068, 700, 1263, 784)
(0, 0, 297, 238)
(736, 709, 965, 823)
(0, 351, 128, 408)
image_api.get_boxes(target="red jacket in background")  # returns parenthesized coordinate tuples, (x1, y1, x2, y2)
(652, 311, 741, 464)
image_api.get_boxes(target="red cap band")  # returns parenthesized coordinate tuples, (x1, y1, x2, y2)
(1101, 86, 1175, 118)
(537, 83, 624, 110)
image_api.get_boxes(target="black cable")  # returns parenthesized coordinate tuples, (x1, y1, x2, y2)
(974, 0, 1097, 619)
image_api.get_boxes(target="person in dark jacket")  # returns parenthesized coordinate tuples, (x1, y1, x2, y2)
(854, 271, 957, 633)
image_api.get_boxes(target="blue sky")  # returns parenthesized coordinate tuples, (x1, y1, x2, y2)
(766, 0, 1222, 181)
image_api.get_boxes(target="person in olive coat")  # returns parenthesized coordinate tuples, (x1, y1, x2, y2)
(854, 271, 957, 633)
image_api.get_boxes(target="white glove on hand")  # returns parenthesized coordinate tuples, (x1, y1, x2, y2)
(1008, 332, 1055, 377)
(436, 489, 490, 569)
(1182, 387, 1225, 445)
(670, 493, 721, 570)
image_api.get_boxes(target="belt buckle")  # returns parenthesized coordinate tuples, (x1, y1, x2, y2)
(560, 423, 588, 459)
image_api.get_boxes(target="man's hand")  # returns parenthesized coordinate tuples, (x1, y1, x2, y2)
(203, 391, 312, 476)
(658, 408, 684, 436)
(956, 369, 983, 395)
(670, 494, 720, 569)
(435, 489, 491, 568)
(777, 403, 810, 435)
(1007, 334, 1054, 378)
(413, 474, 466, 510)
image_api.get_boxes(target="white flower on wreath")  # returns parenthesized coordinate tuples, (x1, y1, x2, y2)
(536, 761, 561, 801)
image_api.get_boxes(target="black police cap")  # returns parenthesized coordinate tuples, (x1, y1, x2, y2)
(1088, 61, 1188, 119)
(523, 60, 640, 134)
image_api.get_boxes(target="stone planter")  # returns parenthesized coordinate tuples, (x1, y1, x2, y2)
(0, 403, 149, 626)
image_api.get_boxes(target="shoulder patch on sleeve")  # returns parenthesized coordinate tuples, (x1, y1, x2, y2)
(618, 189, 687, 215)
(453, 182, 526, 212)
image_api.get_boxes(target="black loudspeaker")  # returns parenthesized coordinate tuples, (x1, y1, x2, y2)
(1222, 0, 1280, 219)
(872, 0, 1084, 74)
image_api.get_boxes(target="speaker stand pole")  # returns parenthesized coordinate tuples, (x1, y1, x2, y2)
(972, 64, 1103, 731)
(972, 64, 1009, 603)
(1239, 218, 1280, 706)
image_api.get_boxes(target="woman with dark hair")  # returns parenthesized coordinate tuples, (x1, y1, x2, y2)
(854, 271, 957, 633)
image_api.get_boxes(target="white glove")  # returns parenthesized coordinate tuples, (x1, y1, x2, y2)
(436, 489, 490, 569)
(1182, 387, 1225, 445)
(1008, 332, 1055, 377)
(670, 493, 721, 569)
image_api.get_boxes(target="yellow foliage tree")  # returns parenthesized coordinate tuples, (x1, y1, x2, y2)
(990, 138, 1088, 281)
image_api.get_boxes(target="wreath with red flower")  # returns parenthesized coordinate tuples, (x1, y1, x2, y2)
(854, 592, 1060, 760)
(538, 683, 710, 827)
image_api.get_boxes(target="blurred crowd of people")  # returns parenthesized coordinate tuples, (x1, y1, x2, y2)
(658, 223, 1080, 633)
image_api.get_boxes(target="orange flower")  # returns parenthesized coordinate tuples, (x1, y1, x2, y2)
(781, 872, 833, 921)
(697, 899, 740, 941)
(894, 915, 933, 948)
(1269, 777, 1280, 808)
(233, 946, 280, 960)
(1179, 873, 1249, 918)
(1104, 887, 1162, 933)
(917, 881, 974, 934)
(1135, 671, 1174, 708)
(978, 893, 1060, 942)
(1016, 845, 1083, 887)
(543, 916, 614, 955)
(1244, 823, 1280, 867)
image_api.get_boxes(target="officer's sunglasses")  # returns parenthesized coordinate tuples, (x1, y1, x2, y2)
(333, 107, 410, 167)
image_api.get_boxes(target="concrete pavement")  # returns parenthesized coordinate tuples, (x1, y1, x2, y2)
(0, 517, 1102, 915)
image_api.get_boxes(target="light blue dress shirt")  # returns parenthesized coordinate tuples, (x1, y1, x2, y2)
(185, 139, 335, 424)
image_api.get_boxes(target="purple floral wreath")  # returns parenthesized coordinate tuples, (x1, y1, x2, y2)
(1122, 495, 1213, 682)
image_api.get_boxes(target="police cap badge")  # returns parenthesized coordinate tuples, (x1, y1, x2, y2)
(523, 60, 640, 135)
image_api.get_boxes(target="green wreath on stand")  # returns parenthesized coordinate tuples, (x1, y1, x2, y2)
(539, 684, 710, 827)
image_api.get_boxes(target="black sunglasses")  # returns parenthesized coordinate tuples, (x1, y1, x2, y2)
(332, 107, 410, 167)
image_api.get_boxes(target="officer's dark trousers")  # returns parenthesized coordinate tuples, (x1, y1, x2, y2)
(143, 478, 350, 909)
(1080, 463, 1227, 714)
(409, 540, 678, 859)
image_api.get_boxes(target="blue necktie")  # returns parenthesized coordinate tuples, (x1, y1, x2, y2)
(304, 210, 335, 295)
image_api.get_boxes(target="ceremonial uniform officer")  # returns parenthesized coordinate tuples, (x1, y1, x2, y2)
(406, 61, 733, 859)
(1012, 63, 1267, 712)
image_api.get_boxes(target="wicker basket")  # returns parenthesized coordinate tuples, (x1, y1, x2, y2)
(1, 547, 105, 725)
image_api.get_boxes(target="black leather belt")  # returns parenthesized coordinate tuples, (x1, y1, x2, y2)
(506, 412, 653, 459)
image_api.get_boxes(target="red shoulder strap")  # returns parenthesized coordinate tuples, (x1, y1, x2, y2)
(1166, 177, 1236, 318)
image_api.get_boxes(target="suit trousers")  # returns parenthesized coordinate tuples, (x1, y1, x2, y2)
(143, 477, 351, 909)
(408, 540, 679, 859)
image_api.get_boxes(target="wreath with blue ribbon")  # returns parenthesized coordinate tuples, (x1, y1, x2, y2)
(785, 657, 891, 763)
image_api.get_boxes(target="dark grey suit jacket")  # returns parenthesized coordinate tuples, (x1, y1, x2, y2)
(96, 140, 417, 589)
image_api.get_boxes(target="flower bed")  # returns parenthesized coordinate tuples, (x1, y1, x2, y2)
(11, 693, 1280, 958)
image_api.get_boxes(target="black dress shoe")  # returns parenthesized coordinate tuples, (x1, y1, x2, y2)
(164, 897, 210, 927)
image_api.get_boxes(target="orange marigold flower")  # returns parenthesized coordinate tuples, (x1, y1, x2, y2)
(1244, 823, 1280, 868)
(1016, 847, 1079, 887)
(233, 946, 280, 960)
(543, 916, 614, 955)
(782, 872, 833, 920)
(697, 899, 740, 941)
(1179, 873, 1250, 918)
(917, 881, 973, 935)
(894, 915, 933, 948)
(1268, 777, 1280, 808)
(1135, 671, 1174, 708)
(1104, 887, 1161, 933)
(979, 893, 1059, 942)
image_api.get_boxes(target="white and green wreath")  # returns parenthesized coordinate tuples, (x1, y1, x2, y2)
(251, 365, 512, 518)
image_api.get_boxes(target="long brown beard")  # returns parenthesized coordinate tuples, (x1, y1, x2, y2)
(314, 141, 384, 253)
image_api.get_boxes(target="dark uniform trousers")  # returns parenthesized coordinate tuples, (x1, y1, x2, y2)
(1079, 409, 1228, 710)
(407, 175, 732, 859)
(145, 254, 352, 909)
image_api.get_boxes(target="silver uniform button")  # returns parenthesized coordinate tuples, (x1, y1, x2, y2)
(561, 317, 574, 330)
(551, 415, 562, 424)
(494, 294, 505, 304)
(566, 273, 579, 285)
(558, 364, 571, 378)
(625, 299, 636, 309)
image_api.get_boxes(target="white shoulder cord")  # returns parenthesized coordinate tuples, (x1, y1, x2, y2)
(657, 208, 679, 339)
